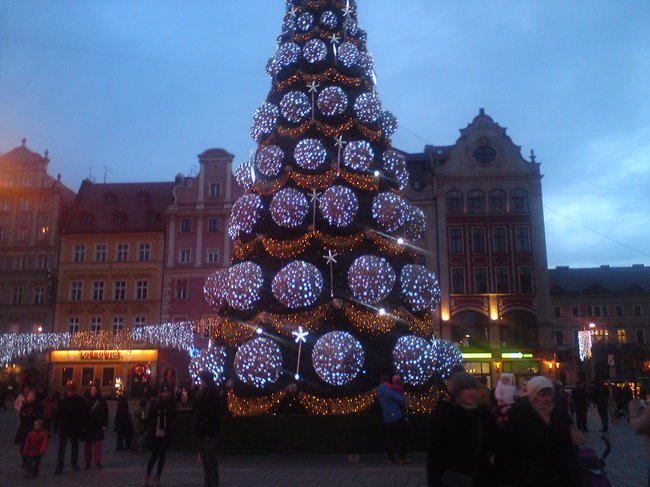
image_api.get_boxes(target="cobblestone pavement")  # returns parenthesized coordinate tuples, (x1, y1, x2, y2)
(0, 403, 645, 486)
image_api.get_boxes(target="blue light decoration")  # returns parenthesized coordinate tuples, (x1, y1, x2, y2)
(250, 102, 279, 142)
(379, 111, 398, 138)
(432, 339, 463, 380)
(400, 264, 441, 312)
(203, 268, 228, 307)
(266, 57, 280, 78)
(372, 192, 406, 232)
(342, 15, 359, 36)
(303, 39, 328, 64)
(392, 336, 436, 386)
(234, 160, 254, 190)
(358, 51, 375, 77)
(225, 261, 264, 311)
(296, 11, 314, 32)
(319, 10, 338, 29)
(317, 86, 348, 117)
(338, 42, 359, 68)
(277, 42, 301, 67)
(270, 188, 309, 228)
(280, 91, 311, 123)
(347, 255, 396, 305)
(381, 150, 408, 190)
(342, 140, 374, 170)
(255, 144, 285, 177)
(353, 93, 382, 124)
(272, 260, 324, 308)
(403, 205, 426, 240)
(234, 337, 283, 388)
(189, 347, 227, 386)
(319, 185, 358, 227)
(312, 331, 364, 386)
(294, 138, 327, 171)
(227, 194, 263, 239)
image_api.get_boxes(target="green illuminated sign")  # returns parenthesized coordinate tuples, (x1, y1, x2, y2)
(461, 352, 493, 359)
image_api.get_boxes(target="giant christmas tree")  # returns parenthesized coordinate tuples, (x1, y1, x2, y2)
(201, 0, 456, 415)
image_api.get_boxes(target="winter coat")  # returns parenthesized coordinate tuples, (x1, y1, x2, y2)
(376, 384, 405, 423)
(497, 398, 581, 487)
(114, 396, 131, 435)
(82, 395, 108, 442)
(194, 386, 221, 438)
(427, 399, 497, 487)
(22, 429, 48, 457)
(147, 396, 177, 447)
(14, 401, 38, 446)
(57, 393, 86, 438)
(571, 386, 588, 413)
(629, 400, 650, 462)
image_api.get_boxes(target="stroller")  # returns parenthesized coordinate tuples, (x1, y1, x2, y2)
(579, 436, 612, 487)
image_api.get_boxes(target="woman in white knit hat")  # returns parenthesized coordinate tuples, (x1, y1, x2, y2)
(496, 375, 581, 487)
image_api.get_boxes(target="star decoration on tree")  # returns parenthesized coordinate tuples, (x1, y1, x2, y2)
(323, 250, 338, 297)
(342, 4, 353, 17)
(334, 136, 346, 174)
(329, 33, 341, 45)
(309, 188, 321, 228)
(288, 6, 298, 18)
(292, 326, 309, 380)
(307, 81, 319, 120)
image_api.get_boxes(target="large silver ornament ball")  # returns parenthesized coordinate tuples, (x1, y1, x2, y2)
(225, 261, 264, 311)
(372, 192, 406, 232)
(227, 194, 263, 238)
(270, 188, 309, 228)
(255, 144, 285, 177)
(319, 185, 358, 227)
(392, 336, 435, 386)
(343, 140, 374, 171)
(250, 103, 279, 142)
(234, 160, 254, 191)
(189, 347, 227, 386)
(234, 337, 283, 388)
(338, 42, 359, 68)
(381, 150, 408, 190)
(277, 42, 301, 66)
(317, 86, 348, 117)
(319, 10, 338, 29)
(297, 11, 314, 32)
(280, 91, 311, 124)
(379, 111, 399, 137)
(403, 205, 426, 240)
(348, 255, 396, 304)
(303, 39, 328, 64)
(353, 93, 382, 124)
(312, 331, 364, 386)
(400, 264, 441, 312)
(272, 260, 323, 308)
(294, 138, 327, 171)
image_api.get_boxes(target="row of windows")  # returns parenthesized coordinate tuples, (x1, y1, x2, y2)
(60, 366, 115, 388)
(69, 280, 149, 301)
(450, 266, 533, 294)
(0, 225, 51, 243)
(72, 243, 151, 263)
(446, 189, 529, 215)
(554, 304, 645, 318)
(0, 198, 52, 212)
(0, 254, 50, 271)
(178, 248, 220, 264)
(449, 226, 530, 254)
(4, 286, 47, 305)
(179, 217, 221, 233)
(66, 315, 147, 335)
(554, 328, 646, 346)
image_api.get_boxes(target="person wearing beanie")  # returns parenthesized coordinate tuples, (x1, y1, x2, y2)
(497, 375, 581, 486)
(55, 382, 86, 474)
(194, 371, 222, 487)
(427, 372, 498, 487)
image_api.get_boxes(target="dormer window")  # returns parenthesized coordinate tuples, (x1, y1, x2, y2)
(146, 211, 160, 225)
(103, 193, 117, 204)
(113, 212, 127, 225)
(80, 212, 95, 225)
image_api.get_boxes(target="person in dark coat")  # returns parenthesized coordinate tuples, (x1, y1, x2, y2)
(377, 374, 409, 464)
(142, 386, 177, 487)
(115, 394, 132, 450)
(14, 390, 38, 469)
(427, 372, 498, 487)
(82, 385, 108, 469)
(55, 382, 86, 474)
(571, 381, 589, 432)
(194, 371, 222, 487)
(591, 379, 609, 432)
(497, 376, 581, 487)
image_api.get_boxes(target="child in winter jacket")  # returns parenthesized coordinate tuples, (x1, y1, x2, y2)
(22, 419, 48, 477)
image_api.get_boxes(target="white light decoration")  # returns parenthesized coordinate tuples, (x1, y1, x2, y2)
(0, 332, 70, 364)
(292, 326, 309, 380)
(280, 91, 311, 123)
(303, 39, 328, 64)
(343, 140, 374, 171)
(348, 255, 396, 305)
(381, 150, 408, 189)
(282, 17, 296, 35)
(432, 339, 463, 380)
(272, 260, 323, 308)
(320, 10, 338, 29)
(203, 268, 228, 307)
(270, 188, 309, 228)
(255, 144, 285, 177)
(277, 42, 301, 67)
(225, 261, 264, 311)
(227, 194, 263, 238)
(353, 92, 381, 124)
(372, 192, 406, 232)
(234, 160, 254, 190)
(317, 86, 348, 117)
(343, 15, 358, 36)
(296, 11, 313, 32)
(189, 347, 227, 386)
(379, 111, 398, 137)
(319, 185, 358, 227)
(338, 42, 359, 68)
(312, 331, 364, 386)
(400, 264, 441, 312)
(250, 102, 279, 142)
(393, 336, 436, 386)
(265, 57, 280, 78)
(578, 330, 593, 361)
(358, 51, 375, 77)
(234, 337, 283, 389)
(294, 138, 327, 171)
(403, 205, 426, 240)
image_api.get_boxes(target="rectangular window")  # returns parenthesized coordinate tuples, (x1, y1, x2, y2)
(615, 305, 624, 317)
(592, 328, 609, 344)
(209, 183, 221, 198)
(519, 267, 533, 293)
(114, 281, 126, 300)
(208, 217, 220, 233)
(112, 317, 124, 334)
(634, 304, 642, 316)
(0, 227, 6, 242)
(102, 367, 115, 387)
(92, 281, 104, 301)
(138, 243, 151, 262)
(61, 367, 74, 387)
(90, 317, 102, 334)
(554, 329, 565, 346)
(472, 228, 486, 253)
(73, 244, 86, 263)
(617, 328, 627, 344)
(449, 228, 463, 253)
(515, 227, 530, 252)
(34, 287, 45, 305)
(572, 305, 580, 317)
(68, 317, 80, 334)
(134, 316, 147, 328)
(176, 279, 188, 300)
(95, 244, 107, 262)
(70, 281, 83, 301)
(13, 286, 23, 304)
(554, 306, 561, 318)
(207, 249, 220, 264)
(15, 256, 26, 270)
(592, 305, 609, 317)
(37, 255, 48, 270)
(116, 244, 129, 262)
(180, 218, 192, 233)
(637, 328, 646, 345)
(474, 268, 488, 293)
(451, 268, 465, 294)
(495, 268, 509, 293)
(180, 249, 192, 264)
(81, 367, 94, 388)
(20, 200, 32, 212)
(492, 227, 507, 252)
(16, 226, 28, 241)
(136, 280, 148, 300)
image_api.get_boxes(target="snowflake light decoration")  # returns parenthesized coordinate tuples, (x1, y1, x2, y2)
(234, 337, 283, 388)
(393, 336, 436, 386)
(319, 185, 358, 227)
(348, 255, 396, 304)
(400, 264, 441, 312)
(294, 138, 327, 171)
(225, 261, 264, 311)
(312, 331, 364, 386)
(272, 260, 323, 308)
(270, 188, 309, 228)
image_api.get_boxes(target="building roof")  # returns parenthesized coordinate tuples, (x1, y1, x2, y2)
(549, 265, 650, 295)
(63, 180, 175, 234)
(0, 139, 49, 168)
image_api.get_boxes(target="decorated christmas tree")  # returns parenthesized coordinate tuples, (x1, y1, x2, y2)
(201, 0, 457, 415)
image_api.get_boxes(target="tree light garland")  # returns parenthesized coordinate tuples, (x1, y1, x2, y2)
(578, 330, 593, 361)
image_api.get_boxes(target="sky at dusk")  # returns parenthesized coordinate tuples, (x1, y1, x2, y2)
(1, 0, 649, 269)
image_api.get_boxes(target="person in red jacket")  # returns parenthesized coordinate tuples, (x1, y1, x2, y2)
(22, 419, 48, 477)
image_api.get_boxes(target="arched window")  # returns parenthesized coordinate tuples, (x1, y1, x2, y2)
(445, 191, 464, 215)
(510, 189, 529, 213)
(488, 190, 507, 213)
(467, 190, 485, 214)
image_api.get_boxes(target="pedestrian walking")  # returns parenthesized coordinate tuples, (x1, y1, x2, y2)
(142, 386, 177, 487)
(55, 382, 85, 474)
(377, 374, 410, 464)
(497, 375, 581, 487)
(115, 394, 132, 450)
(592, 379, 609, 432)
(427, 372, 497, 487)
(132, 399, 149, 453)
(82, 385, 108, 469)
(571, 381, 589, 432)
(22, 419, 48, 477)
(14, 390, 38, 469)
(195, 371, 222, 487)
(628, 398, 650, 486)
